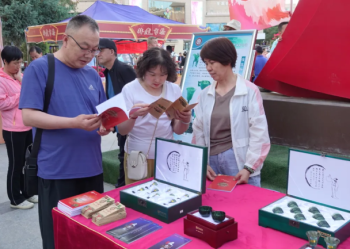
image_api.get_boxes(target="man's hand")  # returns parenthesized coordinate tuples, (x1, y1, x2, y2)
(97, 125, 113, 136)
(73, 114, 101, 131)
(234, 169, 250, 185)
(174, 110, 191, 123)
(207, 165, 217, 181)
(14, 69, 23, 82)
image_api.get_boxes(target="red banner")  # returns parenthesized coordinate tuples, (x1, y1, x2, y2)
(129, 24, 172, 41)
(40, 25, 58, 42)
(26, 22, 208, 43)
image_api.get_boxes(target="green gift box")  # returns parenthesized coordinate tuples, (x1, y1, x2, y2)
(120, 138, 208, 223)
(259, 149, 350, 248)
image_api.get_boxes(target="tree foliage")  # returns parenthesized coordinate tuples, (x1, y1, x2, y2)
(263, 26, 279, 45)
(0, 0, 76, 46)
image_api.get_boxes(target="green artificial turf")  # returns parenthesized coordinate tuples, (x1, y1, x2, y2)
(261, 144, 289, 193)
(102, 149, 120, 185)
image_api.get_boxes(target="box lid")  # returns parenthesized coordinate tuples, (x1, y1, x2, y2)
(154, 138, 208, 194)
(288, 149, 350, 212)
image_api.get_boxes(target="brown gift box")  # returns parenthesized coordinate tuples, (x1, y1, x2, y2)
(184, 210, 238, 248)
(92, 202, 126, 226)
(81, 195, 115, 219)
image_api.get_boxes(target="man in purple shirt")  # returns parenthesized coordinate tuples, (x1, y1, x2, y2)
(19, 15, 111, 249)
(253, 46, 268, 82)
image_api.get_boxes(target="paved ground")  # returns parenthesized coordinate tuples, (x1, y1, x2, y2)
(0, 133, 119, 249)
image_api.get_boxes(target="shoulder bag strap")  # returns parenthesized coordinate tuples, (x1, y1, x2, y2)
(127, 82, 166, 158)
(30, 54, 55, 159)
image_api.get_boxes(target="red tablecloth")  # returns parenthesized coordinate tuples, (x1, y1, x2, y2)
(53, 179, 350, 249)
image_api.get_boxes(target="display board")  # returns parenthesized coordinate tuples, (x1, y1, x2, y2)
(175, 30, 257, 143)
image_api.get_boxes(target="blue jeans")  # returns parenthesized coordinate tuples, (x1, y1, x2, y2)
(209, 148, 261, 187)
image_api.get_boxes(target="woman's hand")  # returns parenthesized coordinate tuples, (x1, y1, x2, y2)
(207, 165, 217, 181)
(129, 103, 150, 119)
(174, 110, 191, 123)
(234, 169, 250, 185)
(14, 69, 23, 82)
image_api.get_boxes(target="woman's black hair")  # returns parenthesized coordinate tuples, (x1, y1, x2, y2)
(1, 46, 23, 64)
(29, 46, 42, 54)
(200, 37, 237, 68)
(137, 47, 177, 82)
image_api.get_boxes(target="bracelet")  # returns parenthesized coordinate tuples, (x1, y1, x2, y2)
(130, 116, 137, 120)
(180, 120, 191, 125)
(244, 165, 255, 174)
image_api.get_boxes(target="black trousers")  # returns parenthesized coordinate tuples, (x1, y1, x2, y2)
(117, 133, 127, 187)
(3, 130, 33, 205)
(38, 174, 104, 249)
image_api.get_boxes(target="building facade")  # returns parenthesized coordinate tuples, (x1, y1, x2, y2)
(75, 0, 230, 26)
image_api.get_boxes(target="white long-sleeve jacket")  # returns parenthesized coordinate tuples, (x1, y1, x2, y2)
(192, 75, 270, 177)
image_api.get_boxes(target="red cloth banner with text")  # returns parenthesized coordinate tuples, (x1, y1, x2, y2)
(40, 25, 59, 42)
(129, 24, 172, 41)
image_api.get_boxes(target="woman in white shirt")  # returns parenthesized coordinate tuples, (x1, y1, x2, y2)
(192, 37, 270, 187)
(117, 47, 191, 185)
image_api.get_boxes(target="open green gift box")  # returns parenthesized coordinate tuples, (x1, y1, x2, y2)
(259, 149, 350, 248)
(120, 138, 208, 223)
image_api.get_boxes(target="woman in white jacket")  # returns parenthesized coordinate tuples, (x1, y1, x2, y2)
(192, 37, 270, 187)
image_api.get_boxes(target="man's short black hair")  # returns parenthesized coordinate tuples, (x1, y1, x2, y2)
(256, 46, 263, 54)
(166, 45, 172, 53)
(1, 46, 23, 64)
(66, 15, 99, 33)
(137, 47, 177, 82)
(278, 22, 289, 32)
(29, 46, 42, 54)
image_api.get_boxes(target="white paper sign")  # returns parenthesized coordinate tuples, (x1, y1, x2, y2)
(288, 150, 350, 211)
(155, 139, 204, 193)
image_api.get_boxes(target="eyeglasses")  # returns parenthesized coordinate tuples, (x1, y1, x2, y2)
(67, 35, 100, 56)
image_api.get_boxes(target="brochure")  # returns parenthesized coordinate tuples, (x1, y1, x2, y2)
(149, 96, 197, 119)
(207, 175, 238, 192)
(96, 93, 140, 129)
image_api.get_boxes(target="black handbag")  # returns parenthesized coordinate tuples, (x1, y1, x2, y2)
(23, 54, 55, 196)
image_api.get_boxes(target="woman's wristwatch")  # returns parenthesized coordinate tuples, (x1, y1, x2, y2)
(243, 165, 255, 174)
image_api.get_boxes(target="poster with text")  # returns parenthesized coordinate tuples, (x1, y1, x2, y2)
(175, 31, 257, 143)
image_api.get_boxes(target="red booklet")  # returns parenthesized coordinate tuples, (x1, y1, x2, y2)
(208, 175, 238, 192)
(96, 93, 140, 130)
(59, 191, 103, 209)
